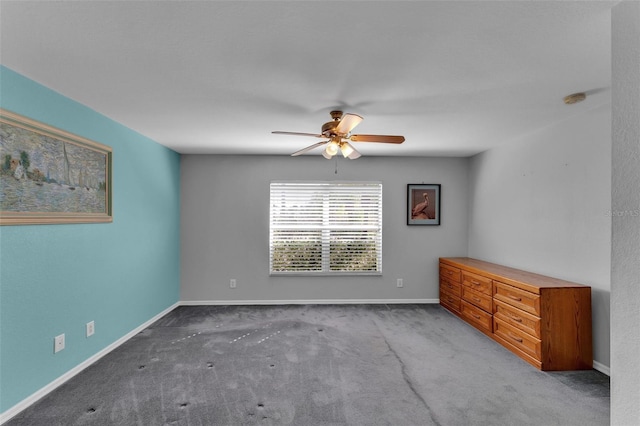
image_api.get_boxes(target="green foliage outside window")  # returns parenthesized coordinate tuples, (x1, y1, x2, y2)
(271, 240, 322, 271)
(272, 239, 377, 272)
(330, 240, 378, 271)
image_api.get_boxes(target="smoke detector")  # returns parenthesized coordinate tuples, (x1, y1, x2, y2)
(563, 92, 587, 105)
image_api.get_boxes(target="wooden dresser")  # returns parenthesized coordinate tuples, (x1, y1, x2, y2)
(439, 257, 592, 371)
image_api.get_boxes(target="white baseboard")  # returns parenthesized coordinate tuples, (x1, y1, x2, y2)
(180, 299, 439, 305)
(0, 302, 180, 425)
(592, 360, 610, 376)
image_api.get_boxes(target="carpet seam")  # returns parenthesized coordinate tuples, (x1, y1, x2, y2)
(374, 319, 442, 426)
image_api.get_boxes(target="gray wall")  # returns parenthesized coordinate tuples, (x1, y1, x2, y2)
(611, 1, 640, 423)
(467, 104, 612, 370)
(181, 155, 468, 303)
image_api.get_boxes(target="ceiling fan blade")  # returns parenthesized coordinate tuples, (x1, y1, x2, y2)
(291, 141, 328, 156)
(350, 134, 405, 144)
(334, 113, 363, 135)
(272, 131, 323, 138)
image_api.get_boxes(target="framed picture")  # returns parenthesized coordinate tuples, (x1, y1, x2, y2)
(1, 109, 112, 225)
(407, 184, 440, 226)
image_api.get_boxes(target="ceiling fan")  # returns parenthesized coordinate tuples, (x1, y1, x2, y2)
(272, 111, 405, 159)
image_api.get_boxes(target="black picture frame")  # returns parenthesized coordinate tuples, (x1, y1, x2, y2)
(407, 184, 441, 226)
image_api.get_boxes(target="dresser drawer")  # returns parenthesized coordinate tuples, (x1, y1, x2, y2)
(440, 263, 461, 283)
(440, 276, 461, 297)
(494, 299, 541, 338)
(440, 287, 461, 312)
(493, 281, 540, 316)
(462, 271, 492, 295)
(494, 317, 541, 360)
(461, 286, 493, 313)
(460, 300, 492, 333)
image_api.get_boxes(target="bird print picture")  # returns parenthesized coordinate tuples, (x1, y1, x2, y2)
(407, 184, 440, 225)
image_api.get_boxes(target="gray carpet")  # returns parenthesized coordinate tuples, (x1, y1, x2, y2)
(7, 304, 609, 425)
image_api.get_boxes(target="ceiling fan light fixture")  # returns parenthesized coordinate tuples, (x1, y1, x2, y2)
(325, 140, 340, 157)
(347, 149, 361, 160)
(340, 142, 354, 158)
(322, 149, 334, 159)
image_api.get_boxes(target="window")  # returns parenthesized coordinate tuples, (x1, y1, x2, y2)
(270, 182, 382, 275)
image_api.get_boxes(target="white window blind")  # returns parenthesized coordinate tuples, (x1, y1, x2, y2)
(270, 182, 382, 275)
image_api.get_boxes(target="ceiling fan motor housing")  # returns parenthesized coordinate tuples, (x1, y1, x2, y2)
(322, 121, 338, 136)
(322, 111, 344, 136)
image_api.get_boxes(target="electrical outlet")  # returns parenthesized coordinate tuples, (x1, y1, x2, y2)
(397, 278, 404, 288)
(86, 321, 95, 337)
(54, 334, 65, 353)
(230, 279, 237, 289)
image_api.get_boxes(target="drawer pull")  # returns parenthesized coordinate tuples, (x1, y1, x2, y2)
(447, 271, 453, 275)
(447, 284, 453, 289)
(472, 314, 481, 319)
(472, 297, 481, 302)
(508, 333, 523, 343)
(507, 295, 522, 302)
(471, 280, 481, 285)
(511, 316, 523, 323)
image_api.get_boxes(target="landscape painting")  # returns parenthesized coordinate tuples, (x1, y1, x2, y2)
(0, 109, 112, 225)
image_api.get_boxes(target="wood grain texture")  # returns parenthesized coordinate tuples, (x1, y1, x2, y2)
(460, 300, 493, 334)
(462, 270, 493, 295)
(439, 257, 593, 371)
(440, 257, 587, 292)
(439, 262, 462, 315)
(462, 285, 493, 313)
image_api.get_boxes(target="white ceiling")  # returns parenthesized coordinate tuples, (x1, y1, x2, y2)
(0, 1, 614, 157)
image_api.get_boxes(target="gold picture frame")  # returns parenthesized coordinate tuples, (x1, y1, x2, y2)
(0, 109, 112, 225)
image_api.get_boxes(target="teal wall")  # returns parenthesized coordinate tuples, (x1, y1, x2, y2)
(0, 66, 181, 412)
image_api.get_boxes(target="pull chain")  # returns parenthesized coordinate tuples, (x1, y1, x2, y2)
(335, 156, 338, 174)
